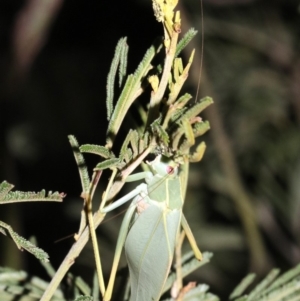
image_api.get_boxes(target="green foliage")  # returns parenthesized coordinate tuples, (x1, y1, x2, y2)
(0, 181, 64, 204)
(57, 2, 213, 299)
(80, 144, 115, 159)
(69, 135, 90, 193)
(0, 180, 64, 262)
(230, 274, 256, 299)
(94, 158, 122, 171)
(0, 266, 95, 301)
(1, 0, 214, 298)
(151, 117, 170, 146)
(106, 41, 162, 148)
(106, 37, 128, 120)
(0, 221, 50, 263)
(163, 251, 213, 294)
(3, 259, 300, 301)
(175, 28, 198, 58)
(0, 181, 14, 199)
(229, 264, 300, 301)
(119, 130, 138, 162)
(3, 0, 300, 301)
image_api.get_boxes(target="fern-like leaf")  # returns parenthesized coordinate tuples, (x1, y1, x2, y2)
(230, 274, 256, 299)
(230, 263, 300, 301)
(119, 129, 139, 161)
(169, 92, 192, 107)
(139, 131, 150, 154)
(106, 42, 161, 148)
(247, 269, 280, 301)
(80, 144, 115, 159)
(68, 135, 90, 193)
(106, 74, 135, 147)
(264, 263, 300, 295)
(176, 97, 213, 126)
(94, 158, 122, 171)
(123, 148, 133, 164)
(0, 189, 64, 204)
(106, 37, 128, 120)
(119, 39, 128, 87)
(193, 120, 210, 138)
(175, 27, 198, 58)
(151, 117, 169, 146)
(0, 181, 14, 199)
(129, 130, 139, 157)
(163, 251, 213, 294)
(133, 42, 159, 82)
(0, 221, 49, 262)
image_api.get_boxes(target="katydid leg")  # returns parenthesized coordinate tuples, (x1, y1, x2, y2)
(103, 203, 136, 301)
(101, 183, 149, 300)
(102, 183, 147, 213)
(181, 214, 202, 260)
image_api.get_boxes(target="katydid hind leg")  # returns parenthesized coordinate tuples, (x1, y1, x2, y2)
(103, 203, 137, 301)
(181, 213, 202, 260)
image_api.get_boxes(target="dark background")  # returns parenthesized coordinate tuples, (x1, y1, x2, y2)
(1, 0, 300, 299)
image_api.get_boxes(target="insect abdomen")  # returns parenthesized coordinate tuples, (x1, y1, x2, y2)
(125, 203, 181, 301)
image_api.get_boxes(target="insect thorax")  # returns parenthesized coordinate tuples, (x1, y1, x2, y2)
(147, 175, 183, 210)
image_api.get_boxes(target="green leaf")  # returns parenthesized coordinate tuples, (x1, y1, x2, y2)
(129, 130, 139, 157)
(68, 135, 90, 193)
(123, 148, 133, 164)
(263, 262, 300, 295)
(262, 278, 300, 301)
(176, 97, 213, 125)
(133, 42, 159, 81)
(106, 74, 135, 147)
(106, 37, 128, 120)
(119, 129, 140, 161)
(80, 144, 115, 159)
(163, 251, 213, 294)
(0, 221, 49, 263)
(247, 269, 280, 301)
(193, 120, 210, 138)
(229, 265, 300, 301)
(171, 92, 192, 107)
(119, 40, 128, 87)
(183, 285, 219, 301)
(175, 28, 198, 58)
(139, 131, 150, 154)
(229, 273, 256, 299)
(170, 107, 187, 124)
(0, 267, 27, 282)
(151, 117, 169, 146)
(94, 158, 121, 170)
(0, 181, 14, 199)
(0, 190, 64, 204)
(106, 42, 161, 148)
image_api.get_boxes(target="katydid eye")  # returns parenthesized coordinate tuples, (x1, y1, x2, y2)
(166, 166, 174, 174)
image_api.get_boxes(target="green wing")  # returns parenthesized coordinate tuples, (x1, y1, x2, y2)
(125, 202, 181, 301)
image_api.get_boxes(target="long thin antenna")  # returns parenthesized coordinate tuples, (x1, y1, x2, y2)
(195, 0, 204, 102)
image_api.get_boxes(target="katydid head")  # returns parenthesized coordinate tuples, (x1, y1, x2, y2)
(148, 155, 179, 177)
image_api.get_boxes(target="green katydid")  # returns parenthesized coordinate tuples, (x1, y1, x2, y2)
(101, 154, 202, 301)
